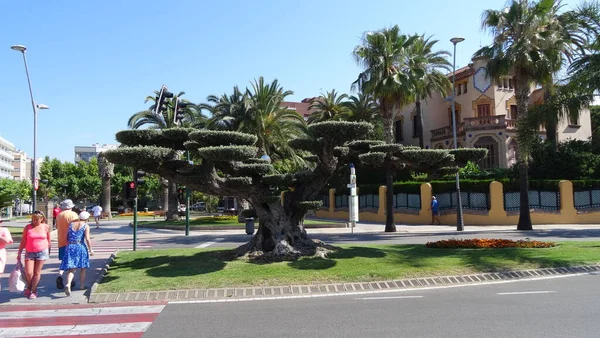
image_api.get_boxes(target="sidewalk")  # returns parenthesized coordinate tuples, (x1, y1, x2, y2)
(0, 223, 153, 305)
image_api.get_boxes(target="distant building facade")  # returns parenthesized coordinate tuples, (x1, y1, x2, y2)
(74, 143, 118, 163)
(11, 151, 29, 181)
(282, 98, 315, 120)
(0, 135, 16, 179)
(396, 56, 594, 169)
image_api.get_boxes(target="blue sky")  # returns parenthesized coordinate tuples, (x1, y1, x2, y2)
(0, 0, 580, 162)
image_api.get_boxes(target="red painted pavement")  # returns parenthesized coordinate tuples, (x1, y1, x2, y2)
(0, 313, 158, 328)
(0, 300, 167, 312)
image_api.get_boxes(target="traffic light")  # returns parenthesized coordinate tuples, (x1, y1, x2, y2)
(154, 85, 174, 115)
(174, 98, 189, 125)
(124, 181, 136, 200)
(134, 170, 146, 186)
(177, 186, 185, 200)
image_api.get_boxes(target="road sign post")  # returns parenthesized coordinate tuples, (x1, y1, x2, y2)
(347, 163, 359, 234)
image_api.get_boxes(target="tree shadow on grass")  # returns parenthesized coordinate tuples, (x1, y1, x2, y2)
(105, 249, 237, 279)
(391, 244, 598, 273)
(288, 246, 386, 271)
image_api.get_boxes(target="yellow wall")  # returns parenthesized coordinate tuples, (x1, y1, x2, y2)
(315, 180, 600, 225)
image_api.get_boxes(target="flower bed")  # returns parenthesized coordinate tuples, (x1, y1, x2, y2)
(425, 238, 557, 249)
(118, 212, 156, 217)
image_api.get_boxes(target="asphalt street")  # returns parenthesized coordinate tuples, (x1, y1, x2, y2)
(145, 273, 600, 338)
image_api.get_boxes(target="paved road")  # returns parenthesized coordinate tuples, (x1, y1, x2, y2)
(144, 273, 600, 338)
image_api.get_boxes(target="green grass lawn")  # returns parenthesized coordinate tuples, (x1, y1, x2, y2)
(137, 218, 342, 228)
(97, 241, 600, 293)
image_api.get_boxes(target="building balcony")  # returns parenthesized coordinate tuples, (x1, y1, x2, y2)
(430, 114, 543, 142)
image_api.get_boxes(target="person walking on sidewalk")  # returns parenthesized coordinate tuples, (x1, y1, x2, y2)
(0, 217, 14, 290)
(430, 196, 441, 225)
(17, 211, 51, 299)
(91, 204, 102, 229)
(55, 199, 79, 290)
(52, 204, 61, 230)
(60, 211, 94, 296)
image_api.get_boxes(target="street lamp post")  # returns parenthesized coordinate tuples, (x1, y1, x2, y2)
(11, 45, 49, 212)
(450, 37, 465, 232)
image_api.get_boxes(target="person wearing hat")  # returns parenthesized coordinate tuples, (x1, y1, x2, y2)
(55, 199, 79, 290)
(60, 211, 94, 296)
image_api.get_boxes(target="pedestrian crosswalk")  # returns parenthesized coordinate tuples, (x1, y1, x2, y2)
(0, 301, 166, 337)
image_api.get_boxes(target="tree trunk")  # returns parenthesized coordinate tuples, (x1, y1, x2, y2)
(101, 177, 112, 220)
(160, 177, 169, 213)
(236, 198, 333, 261)
(416, 100, 424, 148)
(381, 109, 397, 232)
(517, 161, 533, 230)
(237, 198, 250, 223)
(515, 76, 533, 231)
(167, 180, 179, 221)
(383, 114, 395, 144)
(385, 170, 396, 232)
(543, 87, 558, 152)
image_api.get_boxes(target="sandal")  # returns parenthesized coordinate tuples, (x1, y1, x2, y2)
(56, 276, 64, 290)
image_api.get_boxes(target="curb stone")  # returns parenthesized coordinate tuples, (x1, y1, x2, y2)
(88, 264, 600, 304)
(86, 252, 118, 302)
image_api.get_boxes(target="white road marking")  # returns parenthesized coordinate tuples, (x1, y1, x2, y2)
(169, 272, 592, 305)
(497, 291, 556, 295)
(0, 305, 166, 319)
(195, 237, 225, 248)
(0, 322, 153, 337)
(356, 296, 423, 300)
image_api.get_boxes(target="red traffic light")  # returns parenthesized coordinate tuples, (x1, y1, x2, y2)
(129, 182, 136, 189)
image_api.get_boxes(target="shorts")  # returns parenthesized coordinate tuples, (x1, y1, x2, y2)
(25, 249, 49, 261)
(59, 246, 66, 261)
(432, 210, 440, 216)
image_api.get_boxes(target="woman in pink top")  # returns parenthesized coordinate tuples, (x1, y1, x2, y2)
(0, 217, 14, 289)
(17, 211, 51, 299)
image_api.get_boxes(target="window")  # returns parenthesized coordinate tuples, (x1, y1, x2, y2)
(569, 115, 580, 126)
(477, 104, 491, 117)
(412, 116, 419, 138)
(503, 78, 509, 89)
(395, 120, 403, 142)
(463, 83, 467, 94)
(510, 105, 518, 120)
(457, 84, 462, 95)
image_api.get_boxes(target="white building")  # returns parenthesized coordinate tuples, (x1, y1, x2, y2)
(11, 151, 29, 181)
(74, 143, 119, 163)
(0, 135, 16, 179)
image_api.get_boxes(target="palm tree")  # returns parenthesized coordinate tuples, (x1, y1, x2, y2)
(127, 91, 200, 220)
(474, 0, 598, 230)
(342, 93, 379, 122)
(306, 90, 350, 124)
(353, 25, 420, 232)
(203, 86, 250, 131)
(410, 35, 452, 148)
(206, 77, 307, 163)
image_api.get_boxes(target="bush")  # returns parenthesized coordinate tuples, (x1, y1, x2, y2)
(425, 238, 557, 249)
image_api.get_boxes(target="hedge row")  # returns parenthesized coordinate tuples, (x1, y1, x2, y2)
(331, 179, 600, 196)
